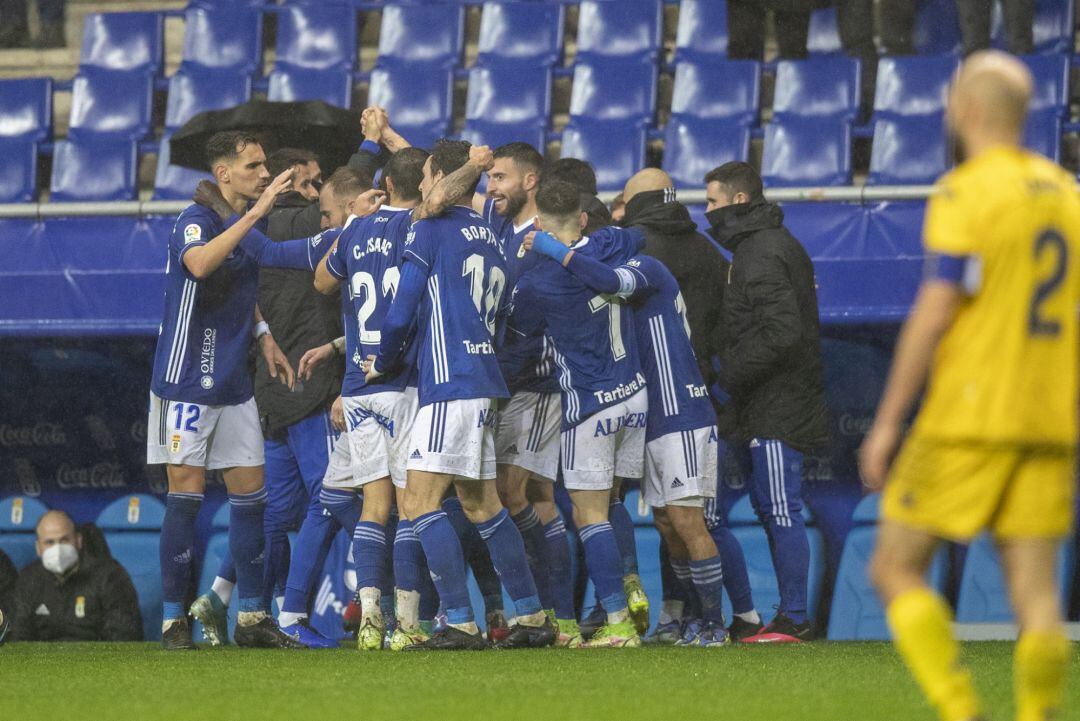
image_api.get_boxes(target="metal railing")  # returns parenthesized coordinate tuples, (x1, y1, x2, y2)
(0, 185, 938, 220)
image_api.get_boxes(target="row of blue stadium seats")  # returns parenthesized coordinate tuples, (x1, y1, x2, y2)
(3, 492, 1074, 642)
(0, 50, 1071, 201)
(72, 0, 1075, 81)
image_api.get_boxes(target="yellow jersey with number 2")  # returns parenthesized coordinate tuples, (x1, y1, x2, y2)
(914, 145, 1080, 447)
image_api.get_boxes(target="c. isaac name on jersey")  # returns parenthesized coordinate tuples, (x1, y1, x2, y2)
(352, 235, 394, 260)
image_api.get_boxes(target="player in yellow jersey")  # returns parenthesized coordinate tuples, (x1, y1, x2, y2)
(860, 50, 1078, 721)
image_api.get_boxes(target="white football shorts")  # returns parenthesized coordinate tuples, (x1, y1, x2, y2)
(341, 387, 419, 489)
(321, 427, 358, 489)
(146, 392, 264, 470)
(643, 426, 719, 508)
(495, 391, 561, 482)
(561, 389, 647, 491)
(406, 398, 498, 481)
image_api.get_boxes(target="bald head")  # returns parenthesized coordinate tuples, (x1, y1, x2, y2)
(623, 168, 673, 205)
(36, 510, 80, 554)
(949, 50, 1033, 144)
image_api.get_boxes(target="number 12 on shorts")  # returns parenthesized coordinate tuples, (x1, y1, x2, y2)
(172, 402, 201, 433)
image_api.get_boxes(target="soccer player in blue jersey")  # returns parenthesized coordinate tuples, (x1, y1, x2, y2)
(509, 180, 648, 648)
(464, 143, 579, 644)
(148, 131, 371, 650)
(313, 147, 432, 650)
(366, 140, 555, 650)
(527, 238, 731, 647)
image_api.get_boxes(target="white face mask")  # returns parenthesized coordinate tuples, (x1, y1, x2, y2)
(41, 543, 79, 575)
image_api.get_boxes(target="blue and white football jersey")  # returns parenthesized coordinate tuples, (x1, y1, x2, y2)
(151, 204, 338, 406)
(511, 226, 647, 429)
(482, 198, 558, 395)
(400, 205, 510, 406)
(618, 255, 717, 441)
(326, 206, 416, 397)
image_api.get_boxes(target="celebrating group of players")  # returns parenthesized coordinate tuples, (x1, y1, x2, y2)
(147, 102, 748, 651)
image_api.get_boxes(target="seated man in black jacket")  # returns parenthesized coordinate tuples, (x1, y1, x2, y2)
(705, 162, 830, 643)
(0, 548, 16, 643)
(9, 511, 142, 642)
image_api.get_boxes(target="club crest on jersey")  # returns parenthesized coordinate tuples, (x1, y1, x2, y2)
(74, 595, 86, 619)
(200, 375, 214, 390)
(183, 224, 202, 244)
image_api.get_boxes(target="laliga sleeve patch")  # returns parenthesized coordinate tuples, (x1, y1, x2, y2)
(184, 224, 203, 244)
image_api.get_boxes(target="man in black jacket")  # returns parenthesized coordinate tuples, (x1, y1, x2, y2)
(619, 168, 763, 641)
(9, 511, 142, 642)
(705, 161, 829, 642)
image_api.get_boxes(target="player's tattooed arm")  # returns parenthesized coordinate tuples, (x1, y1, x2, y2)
(411, 145, 494, 222)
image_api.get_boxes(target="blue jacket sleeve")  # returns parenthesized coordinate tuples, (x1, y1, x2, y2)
(374, 257, 427, 374)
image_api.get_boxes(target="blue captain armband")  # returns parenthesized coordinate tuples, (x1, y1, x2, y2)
(924, 253, 982, 295)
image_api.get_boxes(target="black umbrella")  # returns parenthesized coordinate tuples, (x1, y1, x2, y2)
(169, 99, 362, 173)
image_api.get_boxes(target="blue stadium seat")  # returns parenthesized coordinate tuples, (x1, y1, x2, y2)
(670, 55, 759, 123)
(181, 6, 263, 74)
(153, 132, 213, 200)
(956, 533, 1076, 623)
(762, 117, 852, 187)
(773, 57, 860, 121)
(874, 54, 958, 117)
(1025, 110, 1062, 161)
(274, 5, 356, 71)
(97, 495, 166, 642)
(913, 0, 963, 54)
(378, 3, 464, 67)
(728, 525, 826, 623)
(993, 0, 1074, 53)
(828, 494, 949, 640)
(561, 118, 646, 192)
(807, 7, 843, 55)
(165, 67, 252, 131)
(462, 62, 551, 152)
(868, 115, 948, 185)
(575, 0, 662, 58)
(268, 66, 353, 107)
(79, 12, 163, 74)
(367, 60, 454, 150)
(570, 54, 658, 122)
(674, 0, 728, 59)
(50, 134, 138, 202)
(69, 68, 153, 141)
(477, 2, 564, 65)
(0, 496, 49, 570)
(0, 77, 52, 141)
(1024, 53, 1070, 113)
(661, 116, 751, 190)
(0, 137, 38, 203)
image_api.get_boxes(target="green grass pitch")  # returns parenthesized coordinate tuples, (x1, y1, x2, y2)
(1, 642, 1078, 720)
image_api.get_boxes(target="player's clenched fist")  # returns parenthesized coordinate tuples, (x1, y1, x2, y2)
(468, 144, 494, 172)
(354, 188, 387, 218)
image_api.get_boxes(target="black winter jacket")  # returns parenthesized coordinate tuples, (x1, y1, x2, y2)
(623, 190, 729, 390)
(708, 200, 829, 452)
(10, 556, 143, 642)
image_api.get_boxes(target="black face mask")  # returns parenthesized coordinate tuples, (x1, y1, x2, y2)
(704, 203, 743, 239)
(621, 188, 675, 227)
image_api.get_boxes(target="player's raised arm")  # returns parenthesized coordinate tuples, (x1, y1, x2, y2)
(368, 255, 426, 379)
(412, 144, 493, 222)
(529, 230, 656, 300)
(183, 170, 294, 279)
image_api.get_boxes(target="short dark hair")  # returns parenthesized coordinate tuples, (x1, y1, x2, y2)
(494, 142, 544, 174)
(704, 161, 764, 202)
(383, 147, 429, 202)
(429, 139, 480, 198)
(325, 166, 372, 203)
(205, 131, 261, 169)
(536, 179, 582, 219)
(266, 147, 318, 178)
(543, 158, 597, 196)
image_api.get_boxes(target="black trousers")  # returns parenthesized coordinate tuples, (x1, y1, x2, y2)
(0, 0, 64, 25)
(957, 0, 1035, 55)
(727, 0, 812, 60)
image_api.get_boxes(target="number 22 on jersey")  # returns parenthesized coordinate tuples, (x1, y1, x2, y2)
(350, 267, 401, 344)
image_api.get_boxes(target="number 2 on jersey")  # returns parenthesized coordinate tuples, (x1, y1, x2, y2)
(462, 254, 505, 335)
(1029, 229, 1068, 337)
(350, 267, 401, 344)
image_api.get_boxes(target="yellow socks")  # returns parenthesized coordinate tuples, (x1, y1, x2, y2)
(1015, 629, 1070, 721)
(886, 587, 981, 721)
